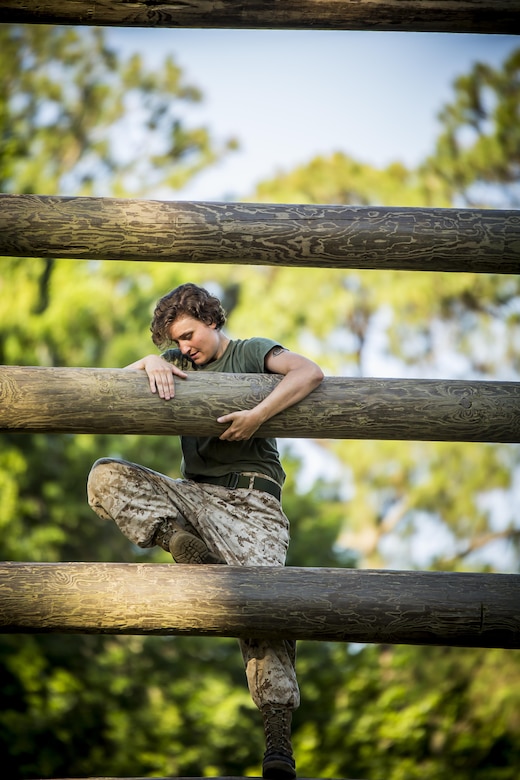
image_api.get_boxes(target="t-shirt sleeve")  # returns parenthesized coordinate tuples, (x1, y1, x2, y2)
(241, 337, 284, 373)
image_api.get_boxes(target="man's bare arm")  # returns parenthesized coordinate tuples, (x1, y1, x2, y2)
(217, 348, 324, 441)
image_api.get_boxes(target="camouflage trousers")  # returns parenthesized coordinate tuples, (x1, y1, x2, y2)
(87, 457, 300, 711)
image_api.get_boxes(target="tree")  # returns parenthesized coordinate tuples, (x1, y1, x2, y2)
(0, 24, 250, 780)
(0, 22, 239, 564)
(1, 28, 519, 779)
(0, 24, 237, 197)
(243, 50, 520, 780)
(0, 24, 351, 780)
(243, 49, 520, 572)
(421, 48, 520, 208)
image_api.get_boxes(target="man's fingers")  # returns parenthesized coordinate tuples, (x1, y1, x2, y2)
(148, 365, 186, 400)
(149, 371, 174, 399)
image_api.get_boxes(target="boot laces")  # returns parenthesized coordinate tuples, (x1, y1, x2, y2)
(263, 707, 293, 756)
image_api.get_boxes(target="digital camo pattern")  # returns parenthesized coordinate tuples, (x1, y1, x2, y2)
(87, 457, 300, 710)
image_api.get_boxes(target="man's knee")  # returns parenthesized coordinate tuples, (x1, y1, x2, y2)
(90, 456, 127, 474)
(87, 457, 123, 506)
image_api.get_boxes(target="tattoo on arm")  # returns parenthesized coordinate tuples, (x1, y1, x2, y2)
(271, 346, 288, 357)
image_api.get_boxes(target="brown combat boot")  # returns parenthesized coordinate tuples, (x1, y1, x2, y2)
(261, 706, 296, 780)
(153, 516, 225, 565)
(168, 527, 225, 564)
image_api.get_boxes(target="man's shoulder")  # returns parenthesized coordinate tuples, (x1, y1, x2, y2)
(231, 336, 281, 352)
(224, 337, 283, 372)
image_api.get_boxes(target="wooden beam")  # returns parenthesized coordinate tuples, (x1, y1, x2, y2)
(0, 195, 518, 274)
(0, 0, 517, 35)
(1, 366, 520, 442)
(1, 563, 519, 648)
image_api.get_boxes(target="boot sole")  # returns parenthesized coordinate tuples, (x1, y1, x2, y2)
(169, 531, 224, 564)
(263, 754, 297, 780)
(263, 760, 297, 780)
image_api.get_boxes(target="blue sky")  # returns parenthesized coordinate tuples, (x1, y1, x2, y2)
(105, 28, 519, 201)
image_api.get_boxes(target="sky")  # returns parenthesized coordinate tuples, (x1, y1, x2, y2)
(105, 27, 519, 202)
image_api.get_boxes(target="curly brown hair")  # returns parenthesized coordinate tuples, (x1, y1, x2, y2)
(150, 283, 227, 348)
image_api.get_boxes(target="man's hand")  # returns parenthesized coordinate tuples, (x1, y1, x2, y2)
(124, 355, 187, 399)
(217, 409, 263, 441)
(217, 348, 324, 441)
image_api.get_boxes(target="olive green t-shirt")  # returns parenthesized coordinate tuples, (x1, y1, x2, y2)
(162, 338, 286, 486)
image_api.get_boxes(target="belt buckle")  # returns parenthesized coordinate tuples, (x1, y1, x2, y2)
(229, 472, 241, 489)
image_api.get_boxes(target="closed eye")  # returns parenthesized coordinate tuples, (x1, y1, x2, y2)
(173, 331, 192, 345)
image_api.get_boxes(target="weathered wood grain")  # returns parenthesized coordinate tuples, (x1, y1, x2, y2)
(1, 366, 520, 442)
(1, 563, 518, 648)
(0, 0, 516, 34)
(0, 195, 518, 274)
(10, 773, 343, 780)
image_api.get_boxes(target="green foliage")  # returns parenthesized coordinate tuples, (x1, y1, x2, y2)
(1, 25, 519, 780)
(254, 151, 451, 208)
(223, 227, 520, 574)
(0, 24, 235, 197)
(422, 48, 520, 207)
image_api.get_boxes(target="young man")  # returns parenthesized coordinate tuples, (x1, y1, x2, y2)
(87, 283, 324, 779)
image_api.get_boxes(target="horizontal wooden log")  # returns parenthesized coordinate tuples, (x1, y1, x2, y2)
(1, 563, 519, 648)
(0, 195, 518, 274)
(1, 366, 520, 442)
(0, 0, 517, 35)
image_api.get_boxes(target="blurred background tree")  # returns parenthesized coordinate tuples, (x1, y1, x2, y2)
(0, 23, 519, 780)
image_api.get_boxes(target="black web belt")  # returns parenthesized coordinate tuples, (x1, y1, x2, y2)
(192, 472, 282, 502)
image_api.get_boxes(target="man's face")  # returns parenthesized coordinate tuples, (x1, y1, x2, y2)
(168, 315, 226, 365)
